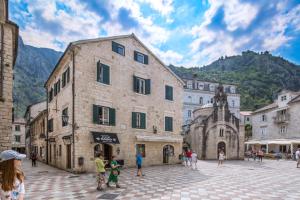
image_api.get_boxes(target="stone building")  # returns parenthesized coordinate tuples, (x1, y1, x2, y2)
(246, 90, 300, 154)
(45, 34, 184, 172)
(0, 0, 19, 151)
(181, 75, 240, 125)
(12, 118, 26, 153)
(30, 109, 47, 162)
(184, 85, 244, 160)
(24, 101, 46, 157)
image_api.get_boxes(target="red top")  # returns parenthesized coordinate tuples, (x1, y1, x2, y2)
(186, 151, 192, 158)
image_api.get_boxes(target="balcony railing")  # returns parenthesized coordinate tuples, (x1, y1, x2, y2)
(273, 114, 290, 123)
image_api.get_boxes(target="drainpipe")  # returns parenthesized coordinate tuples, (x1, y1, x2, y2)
(72, 49, 76, 170)
(46, 88, 49, 164)
(0, 24, 4, 99)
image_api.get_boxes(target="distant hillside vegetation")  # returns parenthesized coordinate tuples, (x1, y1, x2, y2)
(13, 37, 62, 117)
(170, 51, 300, 110)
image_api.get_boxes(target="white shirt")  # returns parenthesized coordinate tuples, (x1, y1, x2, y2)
(191, 153, 198, 162)
(296, 150, 300, 159)
(0, 178, 25, 200)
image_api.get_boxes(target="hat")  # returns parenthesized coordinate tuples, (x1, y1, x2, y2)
(0, 150, 26, 162)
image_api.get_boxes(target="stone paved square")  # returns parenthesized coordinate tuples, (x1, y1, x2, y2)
(23, 159, 300, 199)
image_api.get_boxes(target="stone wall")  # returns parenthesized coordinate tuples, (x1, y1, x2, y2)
(0, 2, 18, 151)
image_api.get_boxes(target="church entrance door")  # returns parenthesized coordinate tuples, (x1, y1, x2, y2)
(217, 142, 226, 158)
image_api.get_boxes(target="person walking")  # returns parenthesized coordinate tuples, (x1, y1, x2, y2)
(186, 149, 192, 167)
(296, 148, 300, 168)
(182, 151, 188, 167)
(191, 151, 198, 170)
(95, 152, 106, 191)
(30, 151, 37, 167)
(106, 156, 121, 188)
(136, 152, 144, 176)
(258, 149, 264, 162)
(0, 150, 26, 200)
(218, 150, 225, 166)
(252, 149, 257, 161)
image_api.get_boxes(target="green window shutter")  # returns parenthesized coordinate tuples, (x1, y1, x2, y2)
(133, 76, 138, 92)
(141, 113, 146, 129)
(169, 86, 173, 100)
(112, 41, 118, 53)
(66, 68, 70, 83)
(109, 108, 116, 126)
(165, 86, 168, 99)
(165, 85, 173, 100)
(134, 51, 138, 61)
(57, 80, 60, 93)
(144, 55, 148, 64)
(132, 112, 137, 128)
(165, 117, 173, 131)
(93, 105, 99, 124)
(62, 73, 66, 87)
(145, 79, 151, 94)
(102, 64, 110, 84)
(97, 61, 101, 82)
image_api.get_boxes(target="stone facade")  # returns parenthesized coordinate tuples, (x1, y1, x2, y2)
(30, 110, 47, 162)
(12, 118, 26, 153)
(181, 76, 240, 125)
(24, 101, 46, 157)
(184, 85, 244, 160)
(247, 90, 300, 153)
(45, 34, 184, 172)
(0, 0, 18, 152)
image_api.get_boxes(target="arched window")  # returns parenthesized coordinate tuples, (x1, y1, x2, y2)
(199, 97, 203, 105)
(219, 129, 224, 137)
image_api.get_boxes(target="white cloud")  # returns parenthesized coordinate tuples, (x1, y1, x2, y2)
(137, 0, 174, 22)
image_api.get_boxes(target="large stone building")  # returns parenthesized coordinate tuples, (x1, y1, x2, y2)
(45, 34, 184, 172)
(246, 90, 300, 154)
(24, 101, 46, 157)
(184, 85, 244, 160)
(30, 109, 47, 162)
(0, 0, 19, 151)
(12, 118, 26, 153)
(181, 75, 240, 125)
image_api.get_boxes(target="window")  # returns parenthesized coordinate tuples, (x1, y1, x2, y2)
(48, 88, 53, 102)
(134, 51, 148, 64)
(133, 76, 150, 95)
(59, 145, 62, 156)
(211, 98, 214, 103)
(54, 80, 60, 96)
(198, 83, 204, 90)
(48, 118, 54, 132)
(232, 100, 235, 107)
(204, 84, 209, 91)
(165, 116, 173, 132)
(62, 67, 70, 88)
(96, 61, 110, 85)
(246, 117, 250, 121)
(188, 110, 192, 118)
(199, 97, 203, 105)
(231, 87, 236, 93)
(62, 107, 68, 127)
(165, 85, 173, 101)
(219, 129, 224, 137)
(15, 135, 20, 142)
(132, 112, 146, 129)
(136, 144, 146, 157)
(262, 114, 267, 122)
(281, 95, 287, 101)
(210, 85, 215, 91)
(40, 147, 42, 157)
(15, 125, 20, 131)
(112, 41, 125, 56)
(93, 105, 116, 126)
(260, 127, 266, 138)
(280, 126, 287, 134)
(187, 81, 193, 89)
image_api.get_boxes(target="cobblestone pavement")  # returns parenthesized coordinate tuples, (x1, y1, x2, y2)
(22, 159, 300, 200)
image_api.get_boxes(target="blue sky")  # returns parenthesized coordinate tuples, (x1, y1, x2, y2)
(9, 0, 300, 67)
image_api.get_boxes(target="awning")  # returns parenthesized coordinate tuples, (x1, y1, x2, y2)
(245, 139, 300, 145)
(136, 135, 183, 143)
(91, 132, 120, 144)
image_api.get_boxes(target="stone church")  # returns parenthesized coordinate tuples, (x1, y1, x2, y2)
(184, 84, 244, 160)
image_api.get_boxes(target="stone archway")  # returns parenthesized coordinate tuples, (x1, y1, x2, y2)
(217, 141, 226, 158)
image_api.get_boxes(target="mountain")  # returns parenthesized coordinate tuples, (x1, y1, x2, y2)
(170, 50, 300, 110)
(13, 37, 62, 117)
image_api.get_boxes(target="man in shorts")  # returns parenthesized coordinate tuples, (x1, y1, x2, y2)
(136, 152, 144, 176)
(296, 148, 300, 168)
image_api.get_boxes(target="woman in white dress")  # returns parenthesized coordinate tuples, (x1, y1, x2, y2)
(218, 150, 225, 166)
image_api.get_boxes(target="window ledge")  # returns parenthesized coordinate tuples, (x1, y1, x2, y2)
(96, 81, 110, 87)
